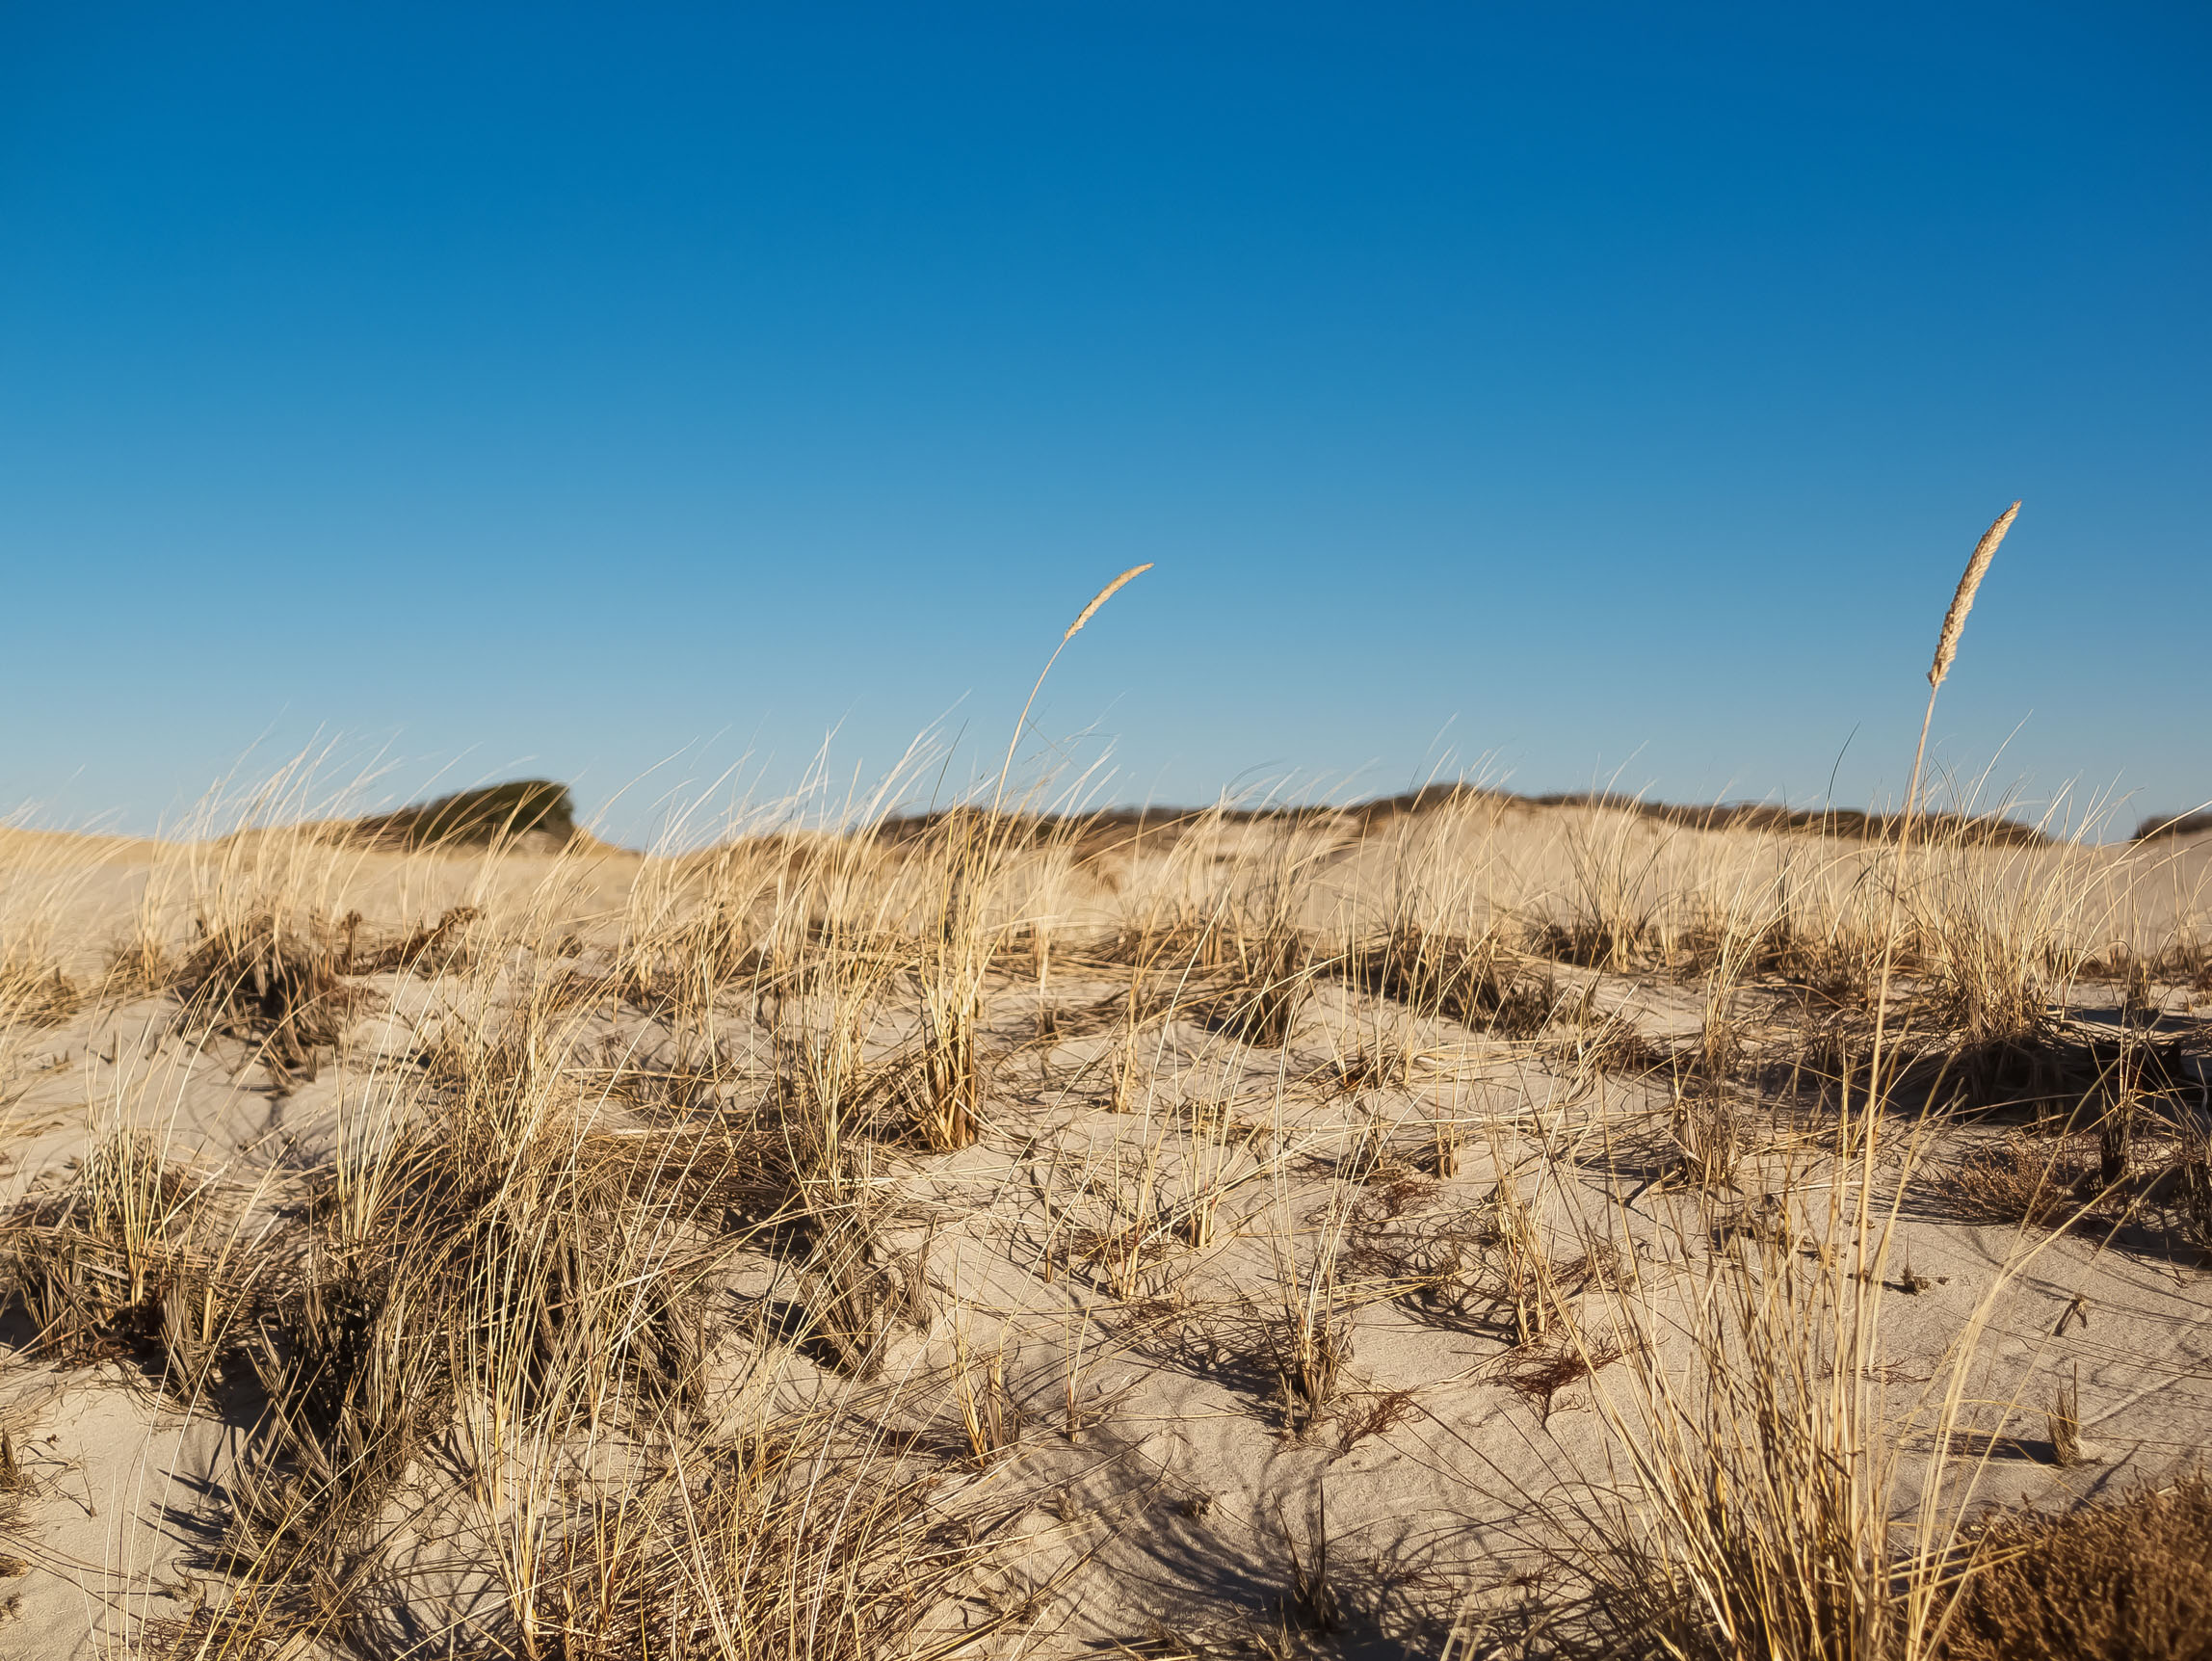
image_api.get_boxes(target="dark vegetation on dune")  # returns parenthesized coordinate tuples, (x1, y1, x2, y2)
(332, 780, 2054, 863)
(344, 780, 577, 850)
(876, 784, 2054, 860)
(2134, 810, 2212, 844)
(1511, 790, 2052, 846)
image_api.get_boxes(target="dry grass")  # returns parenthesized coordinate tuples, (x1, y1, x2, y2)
(0, 1126, 238, 1381)
(1928, 1136, 2096, 1229)
(0, 771, 2200, 1655)
(0, 531, 2208, 1657)
(1934, 1475, 2212, 1661)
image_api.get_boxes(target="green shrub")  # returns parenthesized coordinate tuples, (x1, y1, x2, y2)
(348, 780, 576, 850)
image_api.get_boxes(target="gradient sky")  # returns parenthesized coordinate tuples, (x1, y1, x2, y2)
(4, 4, 2206, 841)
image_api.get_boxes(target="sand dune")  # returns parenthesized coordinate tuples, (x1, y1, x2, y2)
(0, 793, 2205, 1657)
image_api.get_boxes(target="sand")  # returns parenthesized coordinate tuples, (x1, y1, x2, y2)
(0, 804, 2205, 1657)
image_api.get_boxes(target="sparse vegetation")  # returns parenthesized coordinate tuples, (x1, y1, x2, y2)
(0, 537, 2207, 1657)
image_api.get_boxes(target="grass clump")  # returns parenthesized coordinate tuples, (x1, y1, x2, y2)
(0, 1128, 246, 1392)
(174, 909, 356, 1073)
(1928, 1136, 2095, 1230)
(1341, 926, 1555, 1038)
(0, 955, 79, 1032)
(1936, 1476, 2212, 1661)
(1204, 913, 1313, 1047)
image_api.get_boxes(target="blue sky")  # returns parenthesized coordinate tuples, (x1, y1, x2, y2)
(3, 4, 2205, 840)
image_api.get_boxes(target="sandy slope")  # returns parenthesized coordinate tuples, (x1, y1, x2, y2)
(0, 810, 2205, 1657)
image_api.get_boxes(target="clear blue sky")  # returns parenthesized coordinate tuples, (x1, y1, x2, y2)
(4, 5, 2205, 841)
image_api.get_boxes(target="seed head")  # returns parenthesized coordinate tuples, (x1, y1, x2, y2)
(1065, 565, 1152, 642)
(1929, 503, 2020, 689)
